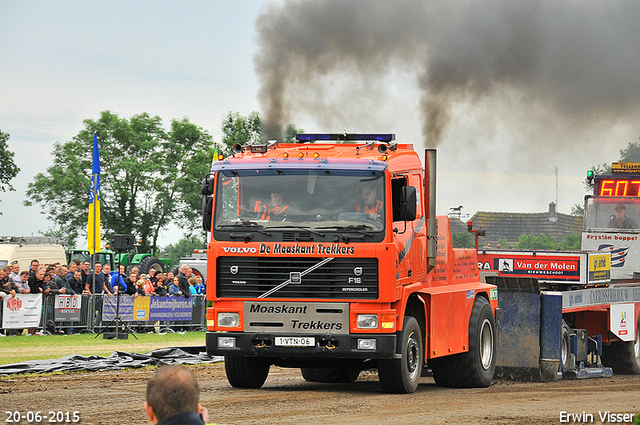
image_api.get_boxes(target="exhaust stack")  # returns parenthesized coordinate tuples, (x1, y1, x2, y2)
(425, 149, 437, 272)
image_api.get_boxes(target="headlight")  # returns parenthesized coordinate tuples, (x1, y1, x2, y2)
(217, 312, 239, 327)
(356, 314, 378, 329)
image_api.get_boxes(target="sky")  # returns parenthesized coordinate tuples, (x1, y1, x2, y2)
(1, 0, 639, 248)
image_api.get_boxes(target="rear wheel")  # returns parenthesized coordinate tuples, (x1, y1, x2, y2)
(431, 296, 496, 387)
(138, 256, 166, 275)
(377, 316, 423, 393)
(224, 356, 270, 388)
(601, 315, 640, 375)
(300, 368, 360, 383)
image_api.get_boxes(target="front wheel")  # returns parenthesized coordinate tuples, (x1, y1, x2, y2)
(224, 356, 270, 388)
(377, 316, 423, 393)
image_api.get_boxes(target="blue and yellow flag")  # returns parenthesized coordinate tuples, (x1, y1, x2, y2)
(88, 131, 101, 254)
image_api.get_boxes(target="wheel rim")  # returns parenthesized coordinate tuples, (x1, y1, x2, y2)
(479, 318, 494, 370)
(406, 331, 420, 380)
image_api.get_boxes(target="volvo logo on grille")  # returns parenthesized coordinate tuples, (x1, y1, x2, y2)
(230, 266, 239, 275)
(290, 271, 302, 284)
(353, 267, 363, 276)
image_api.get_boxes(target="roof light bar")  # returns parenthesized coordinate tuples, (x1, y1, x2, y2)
(296, 133, 396, 142)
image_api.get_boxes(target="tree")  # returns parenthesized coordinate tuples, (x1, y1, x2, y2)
(25, 111, 214, 250)
(0, 130, 20, 214)
(571, 203, 584, 217)
(561, 233, 581, 250)
(516, 232, 558, 250)
(451, 231, 473, 248)
(219, 111, 304, 155)
(220, 111, 261, 155)
(162, 235, 206, 265)
(498, 237, 509, 249)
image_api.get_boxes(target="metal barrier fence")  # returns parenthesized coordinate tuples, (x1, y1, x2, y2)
(1, 294, 207, 335)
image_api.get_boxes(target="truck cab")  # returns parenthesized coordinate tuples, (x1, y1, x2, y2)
(202, 134, 497, 393)
(582, 164, 640, 280)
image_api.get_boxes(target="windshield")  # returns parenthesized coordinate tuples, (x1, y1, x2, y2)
(584, 197, 640, 231)
(214, 169, 385, 237)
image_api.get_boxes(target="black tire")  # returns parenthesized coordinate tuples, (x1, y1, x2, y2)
(601, 315, 640, 375)
(191, 267, 204, 282)
(300, 368, 360, 383)
(377, 316, 423, 393)
(224, 356, 270, 388)
(431, 296, 496, 388)
(138, 256, 166, 275)
(561, 320, 572, 373)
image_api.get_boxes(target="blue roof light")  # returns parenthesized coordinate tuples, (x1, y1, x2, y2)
(296, 133, 395, 142)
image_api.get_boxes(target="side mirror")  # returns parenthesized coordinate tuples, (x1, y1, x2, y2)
(201, 173, 215, 196)
(202, 197, 213, 231)
(400, 186, 417, 221)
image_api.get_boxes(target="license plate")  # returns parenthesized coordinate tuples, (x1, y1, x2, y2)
(275, 337, 315, 347)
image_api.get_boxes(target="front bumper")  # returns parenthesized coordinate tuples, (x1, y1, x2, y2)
(206, 331, 397, 359)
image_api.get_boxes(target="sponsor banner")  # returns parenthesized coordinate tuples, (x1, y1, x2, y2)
(148, 296, 193, 321)
(54, 294, 82, 322)
(582, 232, 640, 280)
(563, 286, 640, 310)
(2, 294, 42, 329)
(480, 254, 581, 282)
(610, 304, 636, 342)
(103, 295, 193, 321)
(103, 295, 135, 321)
(134, 296, 150, 321)
(587, 253, 611, 284)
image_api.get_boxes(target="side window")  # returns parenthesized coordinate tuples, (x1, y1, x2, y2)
(392, 176, 407, 222)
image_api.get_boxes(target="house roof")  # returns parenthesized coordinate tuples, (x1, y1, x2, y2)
(469, 204, 583, 248)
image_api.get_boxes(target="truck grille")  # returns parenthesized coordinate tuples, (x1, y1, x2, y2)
(217, 257, 378, 299)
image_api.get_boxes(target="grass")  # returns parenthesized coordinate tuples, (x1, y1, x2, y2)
(0, 331, 206, 365)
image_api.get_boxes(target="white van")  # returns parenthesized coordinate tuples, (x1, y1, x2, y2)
(0, 236, 67, 272)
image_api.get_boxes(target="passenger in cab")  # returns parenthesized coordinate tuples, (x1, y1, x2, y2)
(608, 204, 638, 229)
(254, 190, 289, 221)
(355, 184, 384, 221)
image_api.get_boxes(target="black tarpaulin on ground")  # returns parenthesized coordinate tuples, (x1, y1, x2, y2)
(0, 346, 223, 376)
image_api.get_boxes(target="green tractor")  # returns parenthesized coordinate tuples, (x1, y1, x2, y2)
(67, 246, 173, 276)
(115, 251, 173, 275)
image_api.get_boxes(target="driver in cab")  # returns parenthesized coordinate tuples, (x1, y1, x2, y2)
(355, 184, 384, 221)
(608, 204, 638, 229)
(254, 190, 289, 221)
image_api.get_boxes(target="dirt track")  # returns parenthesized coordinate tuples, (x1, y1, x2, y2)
(3, 364, 640, 425)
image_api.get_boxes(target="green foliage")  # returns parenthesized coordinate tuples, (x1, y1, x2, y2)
(0, 130, 20, 194)
(219, 111, 304, 154)
(451, 230, 473, 248)
(516, 232, 558, 250)
(571, 203, 584, 217)
(162, 235, 206, 265)
(561, 233, 581, 250)
(619, 142, 640, 162)
(498, 237, 509, 249)
(24, 111, 213, 250)
(220, 111, 261, 154)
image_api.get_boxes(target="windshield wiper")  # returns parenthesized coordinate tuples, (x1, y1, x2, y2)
(265, 225, 325, 237)
(217, 223, 272, 236)
(316, 224, 375, 237)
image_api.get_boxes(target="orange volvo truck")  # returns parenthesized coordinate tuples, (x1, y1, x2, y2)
(202, 133, 498, 393)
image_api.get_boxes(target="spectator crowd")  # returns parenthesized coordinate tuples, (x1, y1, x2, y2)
(0, 260, 205, 337)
